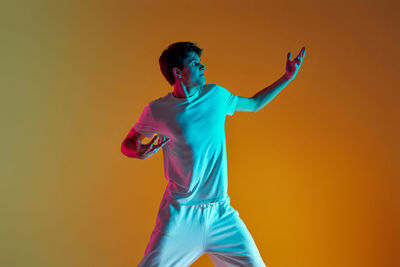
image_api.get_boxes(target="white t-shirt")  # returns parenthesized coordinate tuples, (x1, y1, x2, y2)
(133, 84, 239, 204)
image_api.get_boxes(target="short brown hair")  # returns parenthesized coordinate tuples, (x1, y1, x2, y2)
(159, 42, 203, 85)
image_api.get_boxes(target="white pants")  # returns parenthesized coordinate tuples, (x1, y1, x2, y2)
(137, 196, 266, 267)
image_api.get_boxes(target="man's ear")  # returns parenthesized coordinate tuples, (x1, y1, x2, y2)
(172, 67, 182, 79)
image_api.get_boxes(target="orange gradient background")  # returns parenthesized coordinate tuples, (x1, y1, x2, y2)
(2, 0, 399, 266)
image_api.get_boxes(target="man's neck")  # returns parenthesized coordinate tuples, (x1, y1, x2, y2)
(172, 82, 200, 98)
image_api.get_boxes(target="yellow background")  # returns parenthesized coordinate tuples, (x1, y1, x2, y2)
(2, 0, 399, 266)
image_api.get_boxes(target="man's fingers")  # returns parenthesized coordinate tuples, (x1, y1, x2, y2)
(150, 135, 158, 144)
(289, 46, 306, 63)
(146, 135, 157, 149)
(296, 48, 302, 60)
(295, 47, 307, 65)
(156, 137, 170, 148)
(156, 136, 163, 145)
(300, 46, 306, 58)
(296, 46, 306, 60)
(141, 136, 170, 158)
(152, 136, 170, 149)
(150, 136, 159, 148)
(161, 138, 170, 147)
(158, 135, 165, 145)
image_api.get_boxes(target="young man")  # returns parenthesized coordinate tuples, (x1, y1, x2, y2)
(121, 42, 306, 266)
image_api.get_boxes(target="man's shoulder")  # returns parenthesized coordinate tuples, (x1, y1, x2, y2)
(141, 93, 172, 121)
(203, 84, 234, 97)
(148, 93, 171, 106)
(203, 83, 227, 93)
(204, 83, 223, 89)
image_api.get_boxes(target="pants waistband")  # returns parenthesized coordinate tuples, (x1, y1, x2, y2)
(164, 195, 230, 207)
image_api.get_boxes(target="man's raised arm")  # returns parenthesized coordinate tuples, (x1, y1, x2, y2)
(236, 46, 306, 113)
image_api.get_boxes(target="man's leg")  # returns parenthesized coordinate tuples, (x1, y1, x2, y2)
(137, 199, 205, 267)
(138, 229, 204, 267)
(205, 201, 266, 267)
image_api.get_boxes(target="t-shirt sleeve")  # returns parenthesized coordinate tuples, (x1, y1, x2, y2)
(218, 85, 239, 116)
(132, 104, 158, 138)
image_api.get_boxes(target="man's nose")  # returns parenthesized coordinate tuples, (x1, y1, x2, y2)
(200, 64, 205, 70)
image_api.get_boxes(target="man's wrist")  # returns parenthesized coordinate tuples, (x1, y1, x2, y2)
(283, 73, 294, 81)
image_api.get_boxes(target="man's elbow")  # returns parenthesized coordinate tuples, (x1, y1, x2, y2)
(252, 99, 261, 112)
(120, 143, 131, 157)
(121, 140, 140, 159)
(247, 96, 261, 113)
(253, 98, 271, 113)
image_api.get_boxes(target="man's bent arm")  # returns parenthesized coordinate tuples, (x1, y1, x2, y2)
(252, 73, 292, 112)
(121, 128, 144, 158)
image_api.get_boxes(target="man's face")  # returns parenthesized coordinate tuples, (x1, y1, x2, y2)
(177, 51, 206, 88)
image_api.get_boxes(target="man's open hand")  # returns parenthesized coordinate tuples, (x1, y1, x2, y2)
(285, 46, 306, 80)
(137, 135, 170, 159)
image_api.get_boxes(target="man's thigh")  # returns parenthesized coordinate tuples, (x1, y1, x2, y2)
(205, 203, 266, 267)
(138, 200, 205, 267)
(138, 229, 204, 267)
